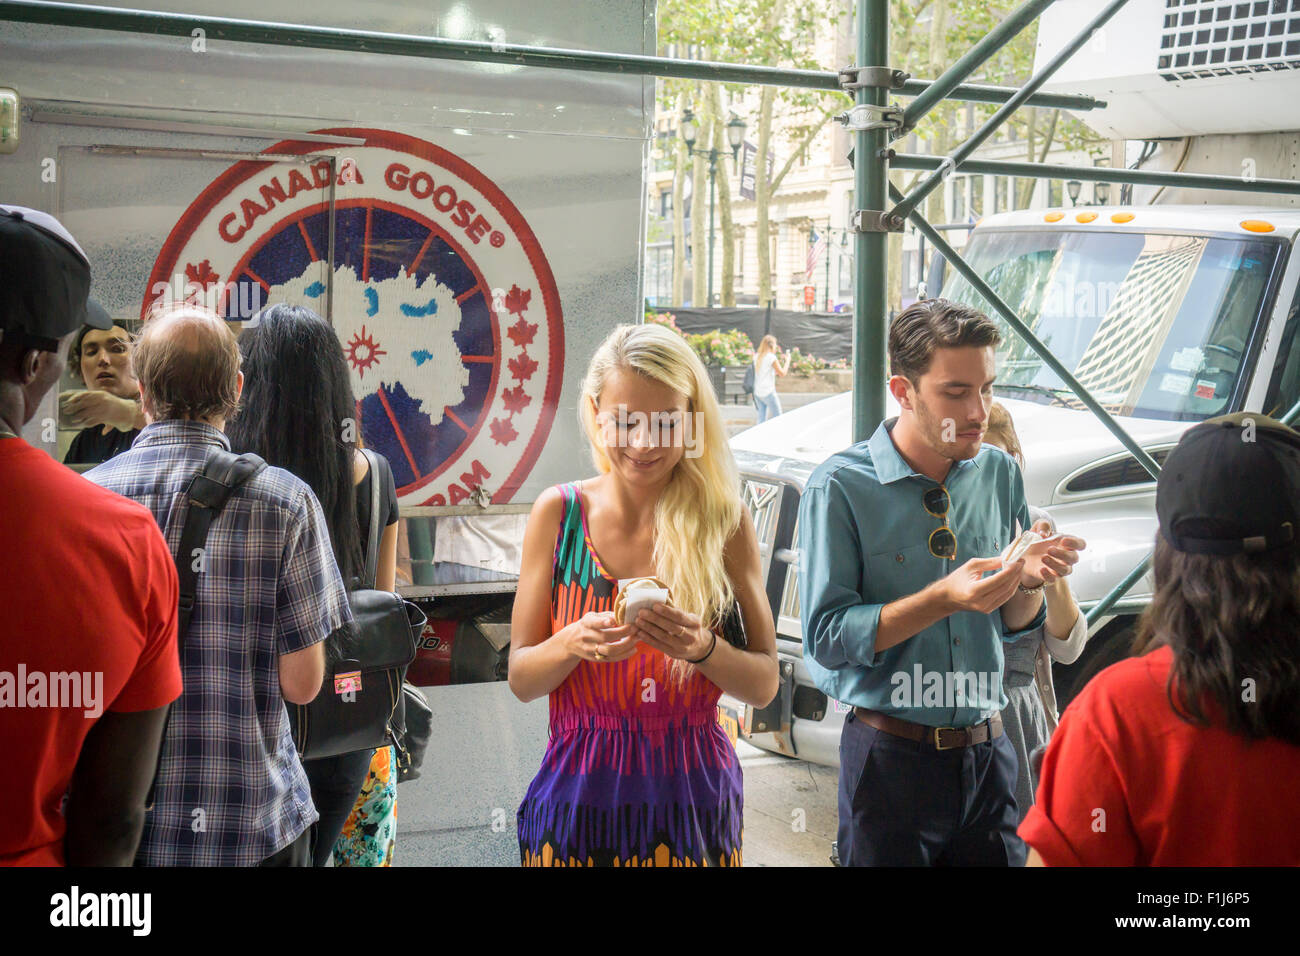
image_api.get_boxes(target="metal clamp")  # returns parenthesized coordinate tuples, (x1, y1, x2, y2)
(834, 103, 904, 133)
(851, 209, 905, 233)
(838, 66, 911, 91)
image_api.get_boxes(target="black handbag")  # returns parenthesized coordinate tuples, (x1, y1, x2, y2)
(392, 682, 433, 783)
(290, 449, 424, 759)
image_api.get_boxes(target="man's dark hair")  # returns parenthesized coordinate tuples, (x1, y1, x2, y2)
(888, 298, 1002, 383)
(68, 319, 134, 383)
(1133, 534, 1300, 745)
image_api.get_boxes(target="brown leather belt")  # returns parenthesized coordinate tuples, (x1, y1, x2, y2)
(853, 707, 1003, 751)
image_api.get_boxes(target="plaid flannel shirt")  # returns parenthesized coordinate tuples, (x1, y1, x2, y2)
(87, 421, 351, 866)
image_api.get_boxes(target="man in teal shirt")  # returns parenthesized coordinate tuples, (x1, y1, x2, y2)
(800, 298, 1084, 866)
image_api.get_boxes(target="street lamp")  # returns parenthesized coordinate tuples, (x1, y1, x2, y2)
(1094, 180, 1111, 205)
(1066, 179, 1082, 206)
(681, 107, 747, 308)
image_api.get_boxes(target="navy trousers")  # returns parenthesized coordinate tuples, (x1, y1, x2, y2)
(837, 710, 1026, 866)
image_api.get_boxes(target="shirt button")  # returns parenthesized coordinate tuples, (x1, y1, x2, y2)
(954, 638, 961, 645)
(896, 553, 905, 563)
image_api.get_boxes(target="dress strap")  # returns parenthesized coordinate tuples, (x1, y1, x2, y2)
(552, 482, 581, 581)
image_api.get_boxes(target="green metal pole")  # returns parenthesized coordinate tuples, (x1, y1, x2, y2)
(0, 0, 1105, 110)
(894, 183, 1163, 482)
(901, 0, 1056, 132)
(1085, 553, 1152, 625)
(892, 0, 1130, 222)
(852, 0, 890, 444)
(891, 153, 1300, 198)
(898, 79, 1102, 111)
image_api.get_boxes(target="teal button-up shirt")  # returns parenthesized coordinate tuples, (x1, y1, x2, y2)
(799, 418, 1045, 728)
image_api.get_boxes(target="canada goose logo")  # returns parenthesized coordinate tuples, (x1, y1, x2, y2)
(146, 128, 563, 507)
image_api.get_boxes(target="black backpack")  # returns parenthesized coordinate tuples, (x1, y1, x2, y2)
(743, 361, 756, 395)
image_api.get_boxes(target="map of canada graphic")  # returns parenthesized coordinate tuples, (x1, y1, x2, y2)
(146, 128, 563, 507)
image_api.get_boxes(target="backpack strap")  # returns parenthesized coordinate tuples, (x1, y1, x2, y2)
(173, 448, 268, 646)
(359, 448, 382, 590)
(144, 447, 266, 815)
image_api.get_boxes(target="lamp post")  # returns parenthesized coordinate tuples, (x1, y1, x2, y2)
(682, 108, 746, 307)
(1066, 177, 1113, 206)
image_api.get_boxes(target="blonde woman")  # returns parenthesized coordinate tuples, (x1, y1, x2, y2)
(984, 402, 1089, 822)
(752, 334, 790, 423)
(510, 323, 778, 866)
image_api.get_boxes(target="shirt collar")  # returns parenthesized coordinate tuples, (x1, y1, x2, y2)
(868, 416, 983, 486)
(133, 419, 231, 451)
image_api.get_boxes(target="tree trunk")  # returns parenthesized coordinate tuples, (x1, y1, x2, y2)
(754, 0, 786, 307)
(671, 91, 687, 307)
(924, 0, 950, 230)
(709, 82, 736, 307)
(1018, 109, 1038, 207)
(690, 86, 713, 308)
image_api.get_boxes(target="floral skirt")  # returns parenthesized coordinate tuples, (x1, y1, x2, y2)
(333, 745, 397, 866)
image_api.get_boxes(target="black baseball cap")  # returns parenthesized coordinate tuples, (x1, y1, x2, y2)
(1157, 412, 1300, 555)
(0, 204, 110, 348)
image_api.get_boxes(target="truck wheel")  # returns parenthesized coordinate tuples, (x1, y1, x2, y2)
(1051, 615, 1139, 711)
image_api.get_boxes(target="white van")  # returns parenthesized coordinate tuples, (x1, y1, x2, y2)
(721, 204, 1300, 766)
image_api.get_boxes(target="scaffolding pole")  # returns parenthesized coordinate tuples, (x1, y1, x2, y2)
(890, 0, 1130, 223)
(891, 153, 1300, 197)
(0, 0, 1102, 110)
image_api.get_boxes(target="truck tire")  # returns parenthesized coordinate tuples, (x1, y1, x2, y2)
(1051, 615, 1139, 711)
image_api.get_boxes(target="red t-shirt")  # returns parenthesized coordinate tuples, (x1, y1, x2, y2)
(1020, 644, 1300, 865)
(0, 439, 182, 866)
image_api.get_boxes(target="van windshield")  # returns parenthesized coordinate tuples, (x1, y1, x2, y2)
(940, 229, 1282, 421)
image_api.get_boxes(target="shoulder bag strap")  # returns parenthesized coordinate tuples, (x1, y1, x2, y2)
(173, 448, 269, 646)
(359, 448, 382, 590)
(145, 447, 266, 814)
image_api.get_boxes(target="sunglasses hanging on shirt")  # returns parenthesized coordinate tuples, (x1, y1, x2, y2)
(923, 485, 957, 560)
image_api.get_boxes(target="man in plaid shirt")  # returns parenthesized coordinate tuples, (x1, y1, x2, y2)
(87, 304, 351, 866)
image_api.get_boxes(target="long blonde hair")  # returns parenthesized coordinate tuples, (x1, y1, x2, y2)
(580, 323, 742, 634)
(755, 334, 778, 366)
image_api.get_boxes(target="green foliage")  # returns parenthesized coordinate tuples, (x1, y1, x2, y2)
(685, 328, 756, 367)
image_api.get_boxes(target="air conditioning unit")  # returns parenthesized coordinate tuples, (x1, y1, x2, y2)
(1037, 0, 1300, 139)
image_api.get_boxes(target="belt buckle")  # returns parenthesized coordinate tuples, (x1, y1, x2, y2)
(932, 726, 959, 750)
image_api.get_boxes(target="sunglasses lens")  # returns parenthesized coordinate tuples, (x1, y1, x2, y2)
(930, 528, 957, 559)
(923, 487, 949, 517)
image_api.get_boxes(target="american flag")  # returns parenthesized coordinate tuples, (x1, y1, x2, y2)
(805, 228, 826, 282)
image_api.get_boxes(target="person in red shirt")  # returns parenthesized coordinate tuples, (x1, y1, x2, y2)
(0, 205, 182, 866)
(1020, 412, 1300, 866)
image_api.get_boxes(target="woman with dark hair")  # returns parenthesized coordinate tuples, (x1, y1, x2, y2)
(227, 303, 401, 867)
(1021, 412, 1300, 866)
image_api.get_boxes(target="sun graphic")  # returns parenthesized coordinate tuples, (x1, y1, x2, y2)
(344, 325, 387, 378)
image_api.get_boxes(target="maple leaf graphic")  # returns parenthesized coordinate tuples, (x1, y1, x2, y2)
(501, 385, 532, 415)
(508, 352, 538, 383)
(185, 259, 220, 290)
(507, 317, 538, 349)
(504, 284, 532, 317)
(489, 417, 518, 445)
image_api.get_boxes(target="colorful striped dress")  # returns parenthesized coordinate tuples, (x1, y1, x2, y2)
(516, 482, 744, 866)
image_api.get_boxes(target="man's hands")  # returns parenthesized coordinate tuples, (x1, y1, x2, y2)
(936, 556, 1025, 615)
(1018, 519, 1086, 588)
(561, 611, 638, 664)
(60, 390, 141, 431)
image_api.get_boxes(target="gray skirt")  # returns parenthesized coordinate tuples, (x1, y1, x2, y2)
(1002, 676, 1051, 823)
